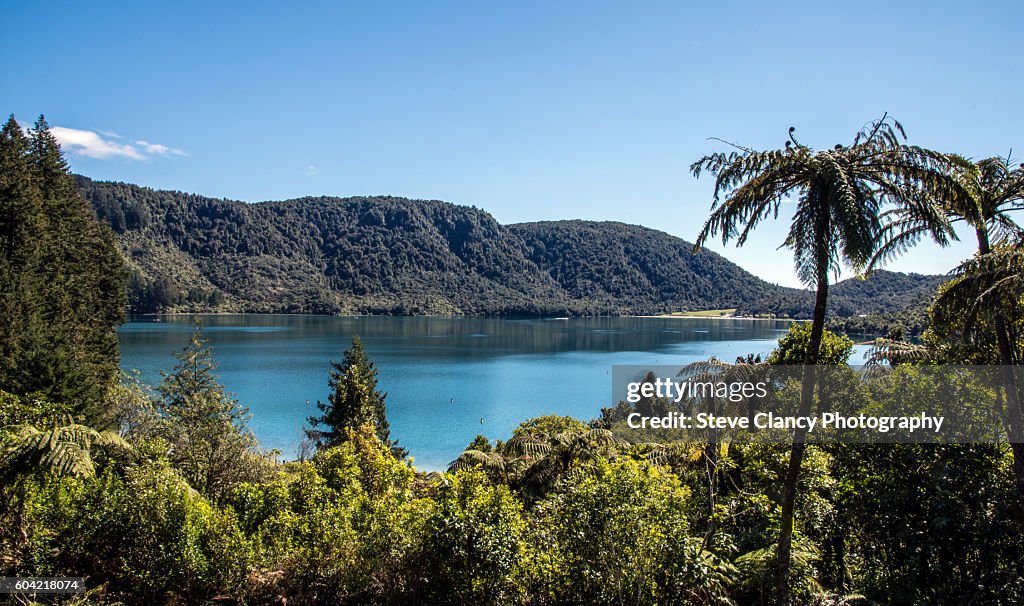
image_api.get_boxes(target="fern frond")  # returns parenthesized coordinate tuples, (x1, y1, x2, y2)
(1, 423, 129, 480)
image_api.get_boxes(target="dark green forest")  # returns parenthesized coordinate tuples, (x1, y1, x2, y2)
(4, 113, 1024, 605)
(79, 176, 938, 327)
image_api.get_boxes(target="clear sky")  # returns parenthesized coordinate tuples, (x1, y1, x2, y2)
(4, 0, 1022, 287)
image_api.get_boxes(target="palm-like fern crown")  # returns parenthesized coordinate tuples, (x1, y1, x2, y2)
(871, 155, 1024, 271)
(932, 243, 1024, 342)
(865, 338, 933, 367)
(955, 155, 1024, 245)
(692, 116, 956, 287)
(897, 156, 1024, 354)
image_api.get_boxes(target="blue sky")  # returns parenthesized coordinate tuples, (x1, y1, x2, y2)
(4, 0, 1022, 287)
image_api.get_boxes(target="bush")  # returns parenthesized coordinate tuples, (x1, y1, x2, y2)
(21, 464, 252, 605)
(530, 458, 732, 605)
(230, 425, 426, 604)
(410, 470, 527, 605)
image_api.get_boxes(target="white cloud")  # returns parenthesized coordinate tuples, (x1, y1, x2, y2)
(51, 127, 144, 160)
(136, 140, 188, 156)
(47, 126, 188, 160)
(304, 165, 319, 176)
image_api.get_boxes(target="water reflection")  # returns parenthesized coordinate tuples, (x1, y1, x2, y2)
(121, 314, 792, 358)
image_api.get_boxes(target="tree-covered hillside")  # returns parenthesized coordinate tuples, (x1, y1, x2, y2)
(79, 176, 940, 322)
(509, 220, 785, 313)
(743, 270, 946, 335)
(82, 177, 567, 315)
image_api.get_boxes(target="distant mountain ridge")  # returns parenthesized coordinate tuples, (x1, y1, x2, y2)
(76, 176, 944, 321)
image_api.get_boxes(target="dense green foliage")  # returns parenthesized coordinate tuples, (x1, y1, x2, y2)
(5, 375, 1022, 605)
(765, 323, 855, 366)
(0, 117, 126, 423)
(78, 176, 935, 323)
(509, 219, 782, 314)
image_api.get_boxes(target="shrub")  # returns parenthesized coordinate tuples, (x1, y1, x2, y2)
(22, 464, 252, 605)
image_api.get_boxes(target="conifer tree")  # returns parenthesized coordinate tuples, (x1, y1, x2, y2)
(0, 113, 127, 425)
(0, 116, 39, 267)
(307, 335, 397, 453)
(156, 326, 265, 500)
(32, 116, 127, 416)
(0, 116, 44, 399)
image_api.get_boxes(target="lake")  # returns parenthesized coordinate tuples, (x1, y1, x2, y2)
(118, 315, 870, 470)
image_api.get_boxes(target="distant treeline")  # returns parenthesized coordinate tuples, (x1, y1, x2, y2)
(79, 176, 939, 328)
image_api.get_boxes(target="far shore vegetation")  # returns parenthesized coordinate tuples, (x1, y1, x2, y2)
(654, 308, 740, 318)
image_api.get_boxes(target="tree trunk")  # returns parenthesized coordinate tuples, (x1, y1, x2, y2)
(995, 316, 1024, 513)
(775, 277, 829, 603)
(836, 519, 849, 593)
(977, 226, 1024, 513)
(1010, 441, 1024, 515)
(703, 428, 721, 549)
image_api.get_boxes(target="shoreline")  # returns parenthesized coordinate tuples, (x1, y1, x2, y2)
(635, 314, 798, 321)
(128, 311, 804, 322)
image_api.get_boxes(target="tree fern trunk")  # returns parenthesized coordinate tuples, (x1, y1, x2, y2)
(776, 277, 829, 603)
(978, 229, 1024, 514)
(994, 315, 1024, 514)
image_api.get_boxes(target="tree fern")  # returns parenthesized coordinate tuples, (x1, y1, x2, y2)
(691, 115, 957, 602)
(1, 420, 128, 481)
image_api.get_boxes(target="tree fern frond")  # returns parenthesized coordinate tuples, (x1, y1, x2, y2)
(447, 449, 505, 474)
(864, 338, 933, 367)
(932, 247, 1024, 342)
(1, 423, 129, 480)
(503, 433, 552, 457)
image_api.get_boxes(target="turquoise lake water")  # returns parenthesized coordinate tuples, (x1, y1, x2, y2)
(118, 315, 871, 471)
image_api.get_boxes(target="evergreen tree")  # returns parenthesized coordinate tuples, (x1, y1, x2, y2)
(30, 116, 127, 420)
(0, 116, 44, 401)
(156, 326, 266, 500)
(307, 335, 396, 452)
(0, 116, 39, 267)
(0, 114, 127, 425)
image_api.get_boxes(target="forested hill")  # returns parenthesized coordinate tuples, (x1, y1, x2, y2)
(509, 220, 784, 312)
(77, 176, 943, 319)
(737, 270, 946, 320)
